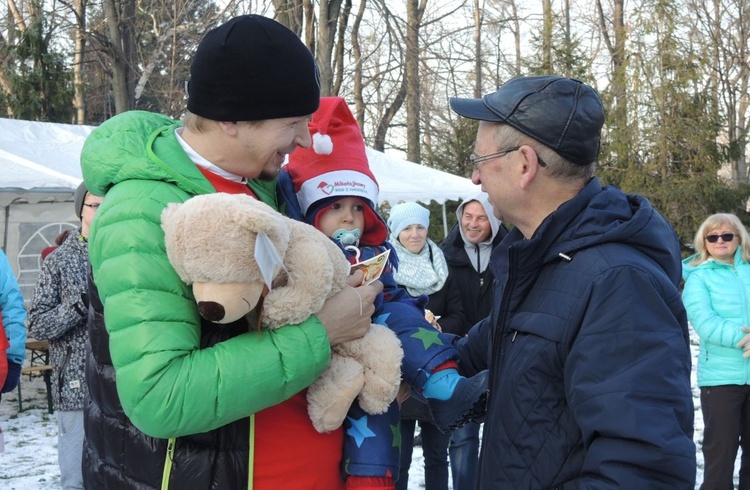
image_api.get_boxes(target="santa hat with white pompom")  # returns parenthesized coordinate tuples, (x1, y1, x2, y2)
(285, 96, 387, 245)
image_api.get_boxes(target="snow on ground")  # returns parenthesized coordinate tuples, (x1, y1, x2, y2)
(0, 329, 734, 488)
(0, 376, 60, 489)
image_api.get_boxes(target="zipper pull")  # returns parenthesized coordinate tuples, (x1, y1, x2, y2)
(512, 330, 518, 342)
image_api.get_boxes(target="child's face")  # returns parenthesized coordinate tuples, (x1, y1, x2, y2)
(318, 197, 366, 237)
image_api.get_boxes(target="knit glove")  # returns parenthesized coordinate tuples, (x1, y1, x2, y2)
(1, 361, 21, 393)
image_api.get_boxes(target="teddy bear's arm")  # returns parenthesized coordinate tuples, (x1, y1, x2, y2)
(262, 221, 349, 328)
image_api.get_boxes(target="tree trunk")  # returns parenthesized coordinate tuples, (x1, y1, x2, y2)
(405, 0, 425, 162)
(273, 0, 304, 36)
(510, 0, 521, 76)
(373, 77, 407, 152)
(597, 0, 629, 165)
(304, 0, 315, 51)
(351, 0, 367, 130)
(332, 0, 352, 95)
(473, 0, 482, 98)
(103, 0, 137, 113)
(316, 0, 344, 96)
(542, 0, 552, 72)
(73, 0, 86, 123)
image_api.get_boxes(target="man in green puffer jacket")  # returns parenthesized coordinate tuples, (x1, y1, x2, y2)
(81, 15, 382, 490)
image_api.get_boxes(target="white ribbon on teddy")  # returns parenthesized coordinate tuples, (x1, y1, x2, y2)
(255, 231, 285, 289)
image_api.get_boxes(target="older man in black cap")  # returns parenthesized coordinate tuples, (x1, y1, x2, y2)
(80, 15, 381, 489)
(449, 76, 696, 488)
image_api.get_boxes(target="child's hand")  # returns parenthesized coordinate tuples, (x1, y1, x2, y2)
(424, 309, 442, 332)
(347, 269, 365, 287)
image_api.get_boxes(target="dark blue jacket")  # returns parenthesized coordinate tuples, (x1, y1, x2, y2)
(456, 178, 696, 489)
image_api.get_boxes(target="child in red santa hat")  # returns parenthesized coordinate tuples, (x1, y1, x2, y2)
(278, 97, 488, 489)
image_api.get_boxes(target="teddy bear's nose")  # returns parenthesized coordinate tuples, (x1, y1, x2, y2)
(198, 301, 226, 322)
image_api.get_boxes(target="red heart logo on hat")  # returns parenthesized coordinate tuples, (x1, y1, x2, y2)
(317, 182, 334, 195)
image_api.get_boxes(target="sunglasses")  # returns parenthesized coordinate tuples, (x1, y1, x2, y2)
(705, 233, 736, 243)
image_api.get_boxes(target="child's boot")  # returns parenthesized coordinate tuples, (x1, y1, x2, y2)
(424, 369, 489, 433)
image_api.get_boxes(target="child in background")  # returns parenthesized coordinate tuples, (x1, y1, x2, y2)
(278, 97, 488, 489)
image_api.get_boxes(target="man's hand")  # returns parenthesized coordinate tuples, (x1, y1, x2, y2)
(738, 327, 750, 357)
(316, 270, 383, 346)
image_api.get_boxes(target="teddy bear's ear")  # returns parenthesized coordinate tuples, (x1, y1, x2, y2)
(161, 202, 181, 229)
(161, 201, 192, 283)
(231, 198, 292, 256)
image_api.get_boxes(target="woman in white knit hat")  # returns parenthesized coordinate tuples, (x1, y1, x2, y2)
(387, 201, 466, 490)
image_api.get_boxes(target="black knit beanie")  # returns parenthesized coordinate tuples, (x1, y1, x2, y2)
(187, 15, 321, 121)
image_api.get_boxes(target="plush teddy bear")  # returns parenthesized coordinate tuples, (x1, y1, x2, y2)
(161, 192, 403, 433)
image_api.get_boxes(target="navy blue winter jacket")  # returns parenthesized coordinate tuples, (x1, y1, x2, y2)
(455, 177, 696, 489)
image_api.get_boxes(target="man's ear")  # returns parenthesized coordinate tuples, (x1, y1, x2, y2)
(519, 146, 542, 190)
(217, 121, 240, 137)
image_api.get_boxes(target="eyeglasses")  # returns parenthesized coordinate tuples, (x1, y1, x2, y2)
(82, 203, 101, 209)
(705, 233, 736, 243)
(465, 146, 549, 169)
(466, 147, 520, 168)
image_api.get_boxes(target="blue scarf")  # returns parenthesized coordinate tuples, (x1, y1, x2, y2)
(390, 235, 448, 296)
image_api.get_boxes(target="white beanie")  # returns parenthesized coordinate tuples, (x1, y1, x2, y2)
(387, 202, 430, 238)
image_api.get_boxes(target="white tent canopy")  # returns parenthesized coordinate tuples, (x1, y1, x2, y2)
(0, 118, 480, 223)
(364, 148, 479, 206)
(0, 118, 92, 191)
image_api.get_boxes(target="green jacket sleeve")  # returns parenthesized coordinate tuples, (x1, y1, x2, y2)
(90, 180, 332, 438)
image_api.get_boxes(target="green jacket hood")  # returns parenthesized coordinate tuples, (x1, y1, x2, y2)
(81, 110, 214, 197)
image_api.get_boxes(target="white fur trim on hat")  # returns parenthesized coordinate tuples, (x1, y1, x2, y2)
(387, 202, 430, 238)
(297, 169, 378, 215)
(312, 132, 333, 155)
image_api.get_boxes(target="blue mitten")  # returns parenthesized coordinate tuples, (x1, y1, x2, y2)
(2, 361, 21, 393)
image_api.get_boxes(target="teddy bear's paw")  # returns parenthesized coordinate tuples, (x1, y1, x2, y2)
(357, 325, 403, 415)
(307, 356, 364, 433)
(261, 293, 314, 328)
(358, 365, 402, 414)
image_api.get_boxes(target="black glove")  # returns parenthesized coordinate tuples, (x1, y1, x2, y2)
(2, 361, 21, 393)
(74, 292, 90, 317)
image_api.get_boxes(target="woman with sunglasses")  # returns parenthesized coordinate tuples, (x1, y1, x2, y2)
(683, 213, 750, 489)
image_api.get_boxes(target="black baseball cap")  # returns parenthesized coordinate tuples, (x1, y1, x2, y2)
(450, 75, 605, 165)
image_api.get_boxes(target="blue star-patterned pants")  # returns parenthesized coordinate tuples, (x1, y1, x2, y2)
(343, 298, 460, 480)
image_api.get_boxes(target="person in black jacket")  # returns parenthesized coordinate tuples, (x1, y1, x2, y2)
(441, 193, 505, 332)
(387, 201, 466, 490)
(438, 192, 504, 490)
(449, 75, 696, 488)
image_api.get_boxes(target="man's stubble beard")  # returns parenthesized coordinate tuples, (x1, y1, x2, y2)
(257, 168, 280, 182)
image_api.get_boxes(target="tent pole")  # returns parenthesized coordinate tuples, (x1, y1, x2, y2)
(442, 203, 448, 239)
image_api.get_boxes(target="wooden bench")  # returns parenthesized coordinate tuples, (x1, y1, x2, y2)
(22, 365, 52, 375)
(17, 364, 53, 414)
(17, 341, 53, 414)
